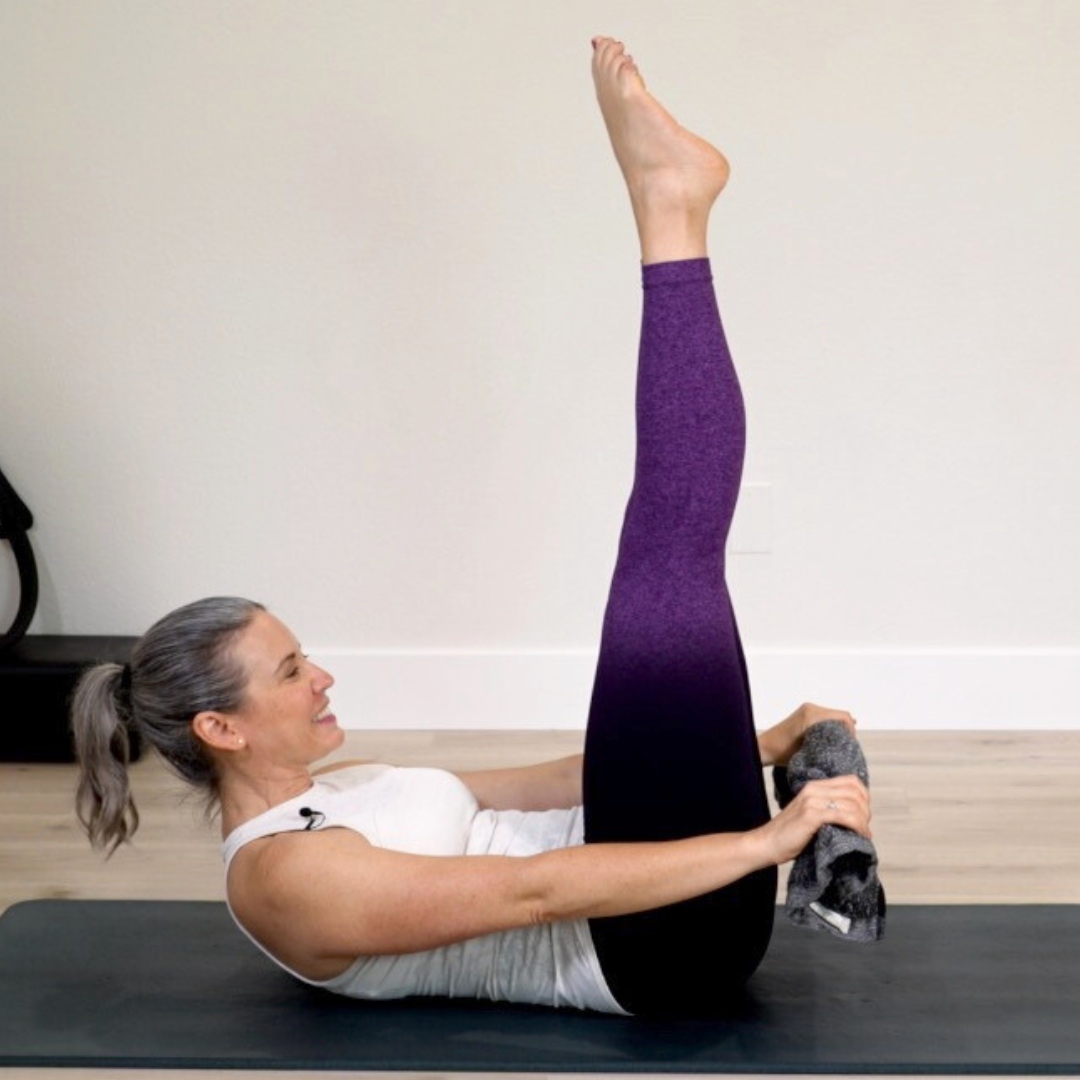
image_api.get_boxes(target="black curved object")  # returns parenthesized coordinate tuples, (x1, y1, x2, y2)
(0, 464, 38, 653)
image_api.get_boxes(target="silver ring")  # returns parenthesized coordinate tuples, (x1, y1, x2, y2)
(826, 800, 839, 810)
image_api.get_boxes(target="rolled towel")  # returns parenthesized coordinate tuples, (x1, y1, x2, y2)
(772, 719, 886, 942)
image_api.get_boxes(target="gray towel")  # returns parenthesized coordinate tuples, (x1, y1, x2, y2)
(772, 719, 886, 942)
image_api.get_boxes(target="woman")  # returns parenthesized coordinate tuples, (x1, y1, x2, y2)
(72, 37, 871, 1017)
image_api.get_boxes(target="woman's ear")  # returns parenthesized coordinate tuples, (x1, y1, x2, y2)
(192, 711, 246, 753)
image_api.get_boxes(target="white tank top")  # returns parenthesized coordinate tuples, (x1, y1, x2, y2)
(221, 763, 628, 1015)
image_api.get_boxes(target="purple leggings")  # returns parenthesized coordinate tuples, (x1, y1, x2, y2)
(583, 258, 777, 1016)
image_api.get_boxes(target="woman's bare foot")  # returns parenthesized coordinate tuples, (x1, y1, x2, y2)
(591, 36, 729, 264)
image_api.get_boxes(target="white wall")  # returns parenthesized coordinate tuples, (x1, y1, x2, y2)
(2, 1, 1078, 728)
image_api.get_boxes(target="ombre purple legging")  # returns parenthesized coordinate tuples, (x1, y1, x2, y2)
(583, 258, 777, 1016)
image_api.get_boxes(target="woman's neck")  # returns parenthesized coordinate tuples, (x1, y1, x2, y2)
(217, 763, 315, 838)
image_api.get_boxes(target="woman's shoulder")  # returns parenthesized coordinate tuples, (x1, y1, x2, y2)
(226, 826, 377, 980)
(231, 821, 373, 881)
(226, 820, 376, 923)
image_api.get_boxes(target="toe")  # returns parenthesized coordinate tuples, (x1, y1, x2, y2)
(591, 36, 614, 70)
(597, 38, 625, 71)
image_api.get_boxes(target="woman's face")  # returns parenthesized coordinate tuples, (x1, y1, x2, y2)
(225, 610, 344, 766)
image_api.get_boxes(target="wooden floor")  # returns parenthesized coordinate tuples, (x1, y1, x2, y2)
(2, 729, 1079, 1080)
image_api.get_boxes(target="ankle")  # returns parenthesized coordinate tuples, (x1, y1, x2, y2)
(633, 201, 710, 265)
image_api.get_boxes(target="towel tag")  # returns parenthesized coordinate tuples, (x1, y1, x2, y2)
(810, 901, 852, 935)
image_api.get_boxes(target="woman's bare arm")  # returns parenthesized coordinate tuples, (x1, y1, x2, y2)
(229, 771, 871, 980)
(232, 823, 769, 978)
(453, 754, 583, 811)
(311, 756, 583, 810)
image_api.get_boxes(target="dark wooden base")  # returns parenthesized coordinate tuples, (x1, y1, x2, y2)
(0, 636, 140, 762)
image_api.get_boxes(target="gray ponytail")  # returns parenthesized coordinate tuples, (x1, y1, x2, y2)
(71, 596, 265, 854)
(72, 663, 138, 854)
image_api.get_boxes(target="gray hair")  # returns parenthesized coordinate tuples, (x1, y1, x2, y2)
(71, 596, 265, 854)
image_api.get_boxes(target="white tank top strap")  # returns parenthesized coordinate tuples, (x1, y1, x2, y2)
(221, 763, 393, 869)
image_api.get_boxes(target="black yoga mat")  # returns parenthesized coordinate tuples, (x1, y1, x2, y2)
(1, 899, 1077, 1073)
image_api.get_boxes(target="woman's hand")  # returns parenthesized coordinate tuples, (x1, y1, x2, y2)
(758, 702, 858, 768)
(754, 774, 873, 866)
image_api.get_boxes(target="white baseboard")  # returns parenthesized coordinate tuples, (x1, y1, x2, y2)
(308, 647, 1080, 731)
